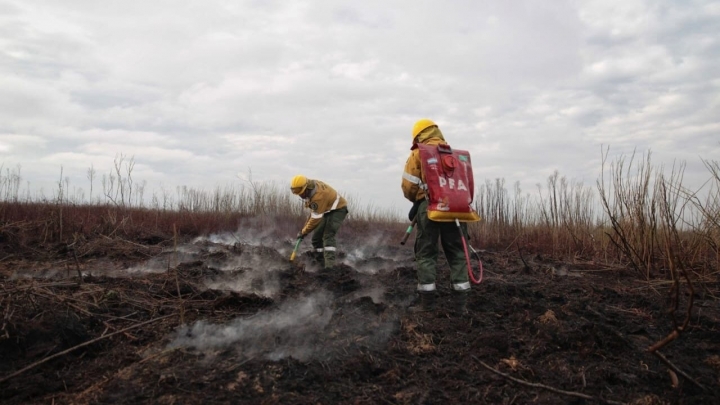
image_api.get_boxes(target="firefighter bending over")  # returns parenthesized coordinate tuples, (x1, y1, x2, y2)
(291, 175, 348, 269)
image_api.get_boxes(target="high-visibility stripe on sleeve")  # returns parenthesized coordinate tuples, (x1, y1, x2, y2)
(330, 194, 340, 211)
(403, 172, 427, 190)
(324, 246, 336, 252)
(403, 172, 421, 184)
(311, 212, 323, 219)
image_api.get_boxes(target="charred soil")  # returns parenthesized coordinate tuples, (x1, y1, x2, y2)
(1, 235, 719, 404)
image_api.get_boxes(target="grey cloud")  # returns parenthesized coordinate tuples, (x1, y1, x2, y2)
(1, 0, 718, 211)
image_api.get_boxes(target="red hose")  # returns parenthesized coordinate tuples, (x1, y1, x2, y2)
(456, 219, 483, 284)
(468, 245, 484, 284)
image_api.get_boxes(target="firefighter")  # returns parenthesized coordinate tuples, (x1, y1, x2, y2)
(291, 175, 348, 269)
(401, 119, 470, 315)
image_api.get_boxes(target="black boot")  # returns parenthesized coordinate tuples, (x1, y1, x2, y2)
(408, 291, 436, 313)
(312, 251, 324, 263)
(452, 292, 469, 317)
(319, 264, 335, 275)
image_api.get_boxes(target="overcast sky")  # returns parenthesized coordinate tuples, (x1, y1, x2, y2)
(1, 0, 718, 211)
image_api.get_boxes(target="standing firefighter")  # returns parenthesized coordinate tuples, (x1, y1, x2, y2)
(291, 175, 349, 269)
(401, 119, 480, 315)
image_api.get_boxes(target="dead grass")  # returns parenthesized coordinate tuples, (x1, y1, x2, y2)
(1, 153, 718, 283)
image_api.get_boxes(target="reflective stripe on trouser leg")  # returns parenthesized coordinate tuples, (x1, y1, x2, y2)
(314, 248, 324, 262)
(414, 200, 438, 287)
(453, 281, 471, 291)
(321, 207, 347, 268)
(417, 282, 436, 292)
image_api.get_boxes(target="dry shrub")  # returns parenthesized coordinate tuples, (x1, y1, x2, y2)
(706, 355, 720, 370)
(538, 309, 558, 325)
(402, 320, 436, 355)
(629, 394, 668, 405)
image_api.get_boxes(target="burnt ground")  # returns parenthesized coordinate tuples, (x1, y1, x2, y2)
(0, 233, 719, 405)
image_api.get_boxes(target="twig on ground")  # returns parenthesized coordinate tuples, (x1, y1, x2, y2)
(586, 306, 705, 391)
(503, 234, 521, 252)
(473, 356, 626, 405)
(29, 290, 97, 318)
(172, 224, 185, 325)
(0, 314, 174, 384)
(72, 248, 83, 284)
(102, 234, 150, 249)
(516, 241, 532, 271)
(3, 282, 78, 298)
(175, 268, 185, 325)
(647, 330, 680, 353)
(651, 350, 705, 391)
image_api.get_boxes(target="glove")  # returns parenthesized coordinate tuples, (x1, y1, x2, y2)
(296, 232, 305, 240)
(408, 199, 423, 221)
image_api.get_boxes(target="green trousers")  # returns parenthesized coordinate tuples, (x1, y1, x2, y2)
(414, 200, 470, 292)
(311, 207, 348, 268)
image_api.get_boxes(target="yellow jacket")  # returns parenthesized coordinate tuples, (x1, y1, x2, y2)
(401, 126, 447, 203)
(301, 180, 348, 235)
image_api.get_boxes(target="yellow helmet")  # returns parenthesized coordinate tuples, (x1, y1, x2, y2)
(412, 119, 437, 139)
(290, 174, 308, 195)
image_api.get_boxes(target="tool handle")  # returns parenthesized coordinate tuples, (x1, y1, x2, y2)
(289, 238, 302, 262)
(400, 216, 418, 245)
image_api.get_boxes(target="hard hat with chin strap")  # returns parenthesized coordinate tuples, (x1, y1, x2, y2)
(290, 174, 308, 195)
(412, 119, 437, 140)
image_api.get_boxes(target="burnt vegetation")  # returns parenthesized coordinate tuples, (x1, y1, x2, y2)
(1, 151, 719, 404)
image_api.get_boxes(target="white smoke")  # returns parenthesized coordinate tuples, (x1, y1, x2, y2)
(194, 233, 242, 246)
(196, 223, 282, 250)
(168, 292, 333, 361)
(342, 231, 414, 275)
(342, 287, 386, 304)
(204, 269, 280, 297)
(126, 245, 203, 274)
